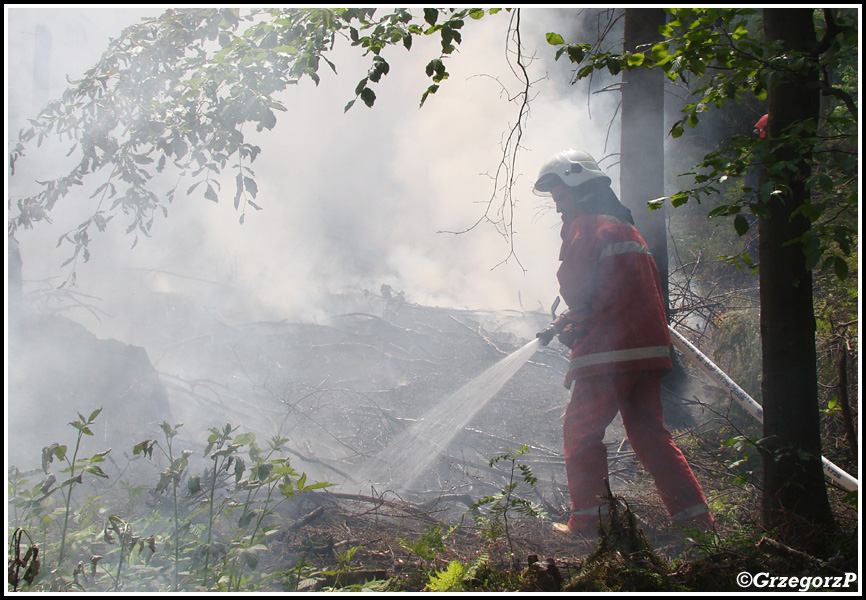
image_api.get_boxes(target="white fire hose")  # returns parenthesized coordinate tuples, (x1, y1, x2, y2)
(669, 326, 858, 492)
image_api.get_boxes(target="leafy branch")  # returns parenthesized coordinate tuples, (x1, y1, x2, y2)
(8, 8, 504, 279)
(437, 8, 533, 272)
(40, 408, 112, 567)
(545, 7, 858, 280)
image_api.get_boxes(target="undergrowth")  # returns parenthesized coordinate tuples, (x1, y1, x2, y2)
(7, 411, 332, 592)
(6, 410, 859, 593)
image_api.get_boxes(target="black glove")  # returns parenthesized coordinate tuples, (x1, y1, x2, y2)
(537, 311, 576, 347)
(536, 325, 556, 346)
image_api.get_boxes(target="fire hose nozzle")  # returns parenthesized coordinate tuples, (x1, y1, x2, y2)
(536, 297, 562, 346)
(536, 325, 555, 346)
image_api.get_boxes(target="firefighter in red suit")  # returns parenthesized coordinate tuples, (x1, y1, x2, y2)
(534, 149, 713, 536)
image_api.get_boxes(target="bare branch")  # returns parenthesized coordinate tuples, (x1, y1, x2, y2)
(437, 8, 534, 273)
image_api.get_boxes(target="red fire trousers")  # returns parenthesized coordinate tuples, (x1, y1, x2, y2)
(563, 369, 711, 530)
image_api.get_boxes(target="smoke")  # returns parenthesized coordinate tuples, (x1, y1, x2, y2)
(7, 7, 624, 333)
(6, 14, 733, 586)
(5, 7, 629, 482)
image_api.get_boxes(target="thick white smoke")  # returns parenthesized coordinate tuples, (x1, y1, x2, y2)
(5, 7, 627, 472)
(7, 7, 622, 341)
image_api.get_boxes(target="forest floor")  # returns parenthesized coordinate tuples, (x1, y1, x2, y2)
(254, 449, 859, 593)
(8, 292, 860, 593)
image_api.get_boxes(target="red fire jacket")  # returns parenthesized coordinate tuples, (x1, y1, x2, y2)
(557, 214, 672, 387)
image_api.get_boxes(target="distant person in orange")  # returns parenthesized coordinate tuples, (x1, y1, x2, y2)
(534, 149, 714, 537)
(754, 113, 769, 139)
(746, 113, 769, 198)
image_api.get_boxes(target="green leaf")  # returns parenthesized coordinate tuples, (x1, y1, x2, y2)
(205, 185, 218, 203)
(834, 256, 849, 280)
(545, 32, 565, 46)
(89, 449, 111, 462)
(758, 182, 775, 202)
(651, 41, 670, 63)
(159, 421, 180, 438)
(647, 196, 667, 210)
(255, 462, 274, 481)
(188, 475, 202, 496)
(238, 508, 261, 529)
(670, 192, 690, 207)
(133, 439, 156, 458)
(425, 58, 444, 78)
(234, 432, 255, 446)
(748, 202, 771, 220)
(566, 45, 586, 63)
(426, 560, 465, 592)
(257, 109, 277, 131)
(61, 473, 84, 488)
(734, 214, 749, 236)
(626, 53, 645, 67)
(86, 465, 109, 479)
(420, 84, 439, 107)
(360, 87, 376, 108)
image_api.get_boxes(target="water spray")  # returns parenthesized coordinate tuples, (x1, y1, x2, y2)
(669, 325, 858, 493)
(359, 336, 543, 492)
(358, 303, 857, 497)
(360, 296, 563, 491)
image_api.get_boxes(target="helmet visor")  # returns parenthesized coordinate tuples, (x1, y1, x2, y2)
(532, 172, 563, 196)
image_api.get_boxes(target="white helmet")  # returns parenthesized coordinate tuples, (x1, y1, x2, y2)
(532, 149, 611, 196)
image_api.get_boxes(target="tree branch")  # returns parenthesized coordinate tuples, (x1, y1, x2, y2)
(437, 8, 534, 273)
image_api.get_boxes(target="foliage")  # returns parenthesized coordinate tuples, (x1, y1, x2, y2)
(425, 559, 467, 591)
(7, 411, 332, 592)
(378, 283, 407, 319)
(547, 8, 858, 281)
(316, 545, 365, 591)
(424, 553, 490, 592)
(470, 445, 547, 568)
(102, 515, 154, 592)
(711, 309, 761, 399)
(564, 494, 674, 592)
(42, 408, 111, 566)
(194, 423, 333, 591)
(8, 529, 40, 592)
(6, 405, 859, 592)
(278, 552, 317, 592)
(397, 521, 459, 563)
(133, 421, 186, 590)
(8, 7, 505, 280)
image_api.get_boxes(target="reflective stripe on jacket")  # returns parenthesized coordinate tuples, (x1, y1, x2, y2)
(558, 214, 672, 387)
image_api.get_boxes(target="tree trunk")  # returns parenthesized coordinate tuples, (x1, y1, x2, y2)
(759, 8, 835, 538)
(621, 8, 669, 315)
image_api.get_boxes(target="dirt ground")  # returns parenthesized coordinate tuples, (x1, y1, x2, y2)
(8, 289, 858, 591)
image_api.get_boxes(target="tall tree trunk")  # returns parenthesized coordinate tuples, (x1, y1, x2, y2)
(759, 8, 835, 538)
(621, 8, 668, 315)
